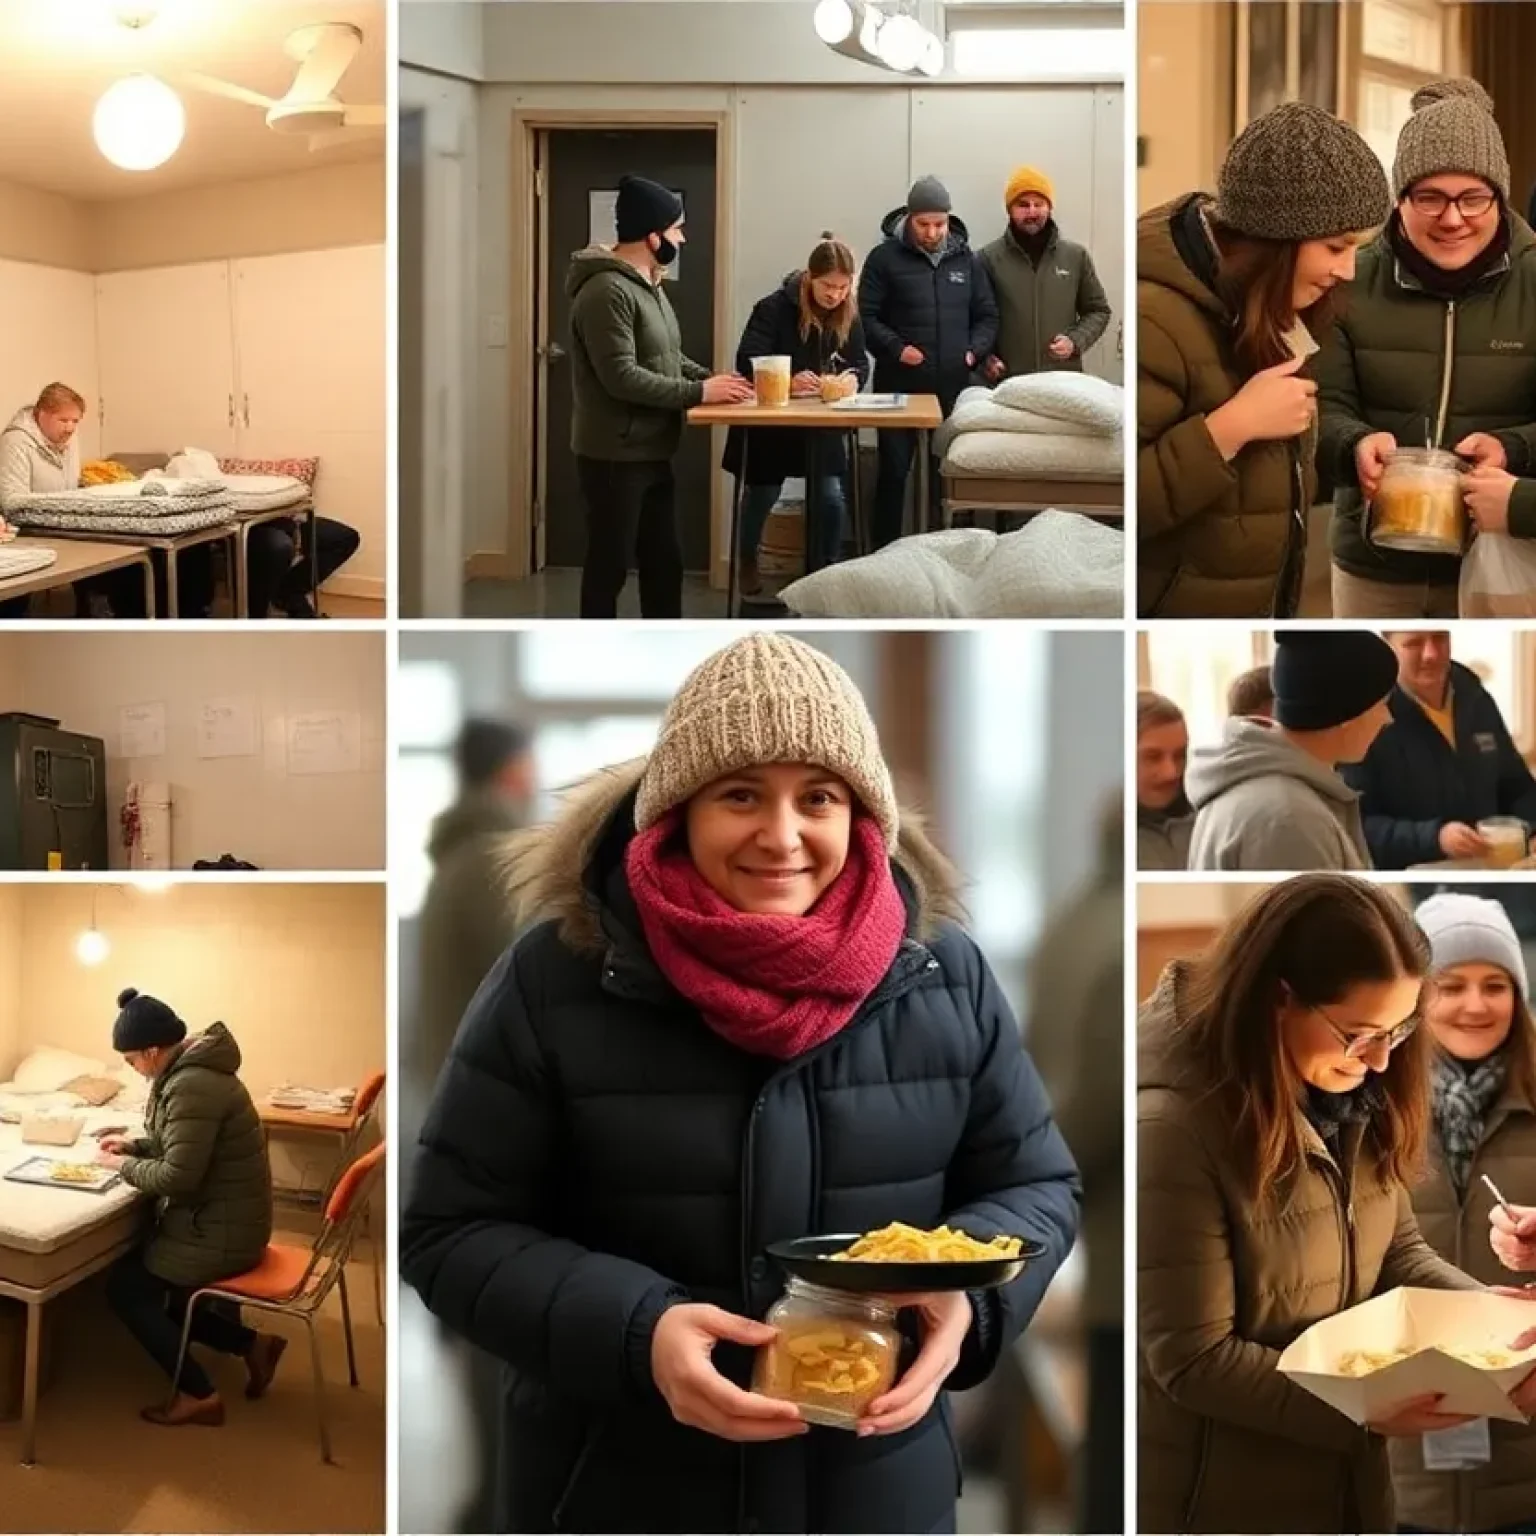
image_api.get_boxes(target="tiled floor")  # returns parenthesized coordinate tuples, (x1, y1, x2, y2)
(464, 565, 728, 619)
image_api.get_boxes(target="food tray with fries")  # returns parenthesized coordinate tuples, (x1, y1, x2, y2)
(3, 1155, 121, 1195)
(767, 1221, 1041, 1294)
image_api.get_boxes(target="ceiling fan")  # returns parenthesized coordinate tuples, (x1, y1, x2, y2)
(181, 22, 386, 152)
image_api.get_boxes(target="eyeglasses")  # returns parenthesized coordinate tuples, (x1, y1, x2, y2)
(1408, 188, 1498, 220)
(1309, 999, 1420, 1061)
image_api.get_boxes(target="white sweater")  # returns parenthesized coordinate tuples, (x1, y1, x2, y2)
(0, 407, 81, 511)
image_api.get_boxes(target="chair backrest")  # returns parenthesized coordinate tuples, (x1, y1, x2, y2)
(353, 1070, 386, 1121)
(325, 1141, 385, 1226)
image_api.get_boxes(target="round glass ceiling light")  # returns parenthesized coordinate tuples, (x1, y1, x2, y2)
(918, 30, 946, 76)
(859, 6, 884, 57)
(94, 74, 186, 172)
(814, 0, 856, 45)
(75, 927, 110, 967)
(878, 12, 925, 72)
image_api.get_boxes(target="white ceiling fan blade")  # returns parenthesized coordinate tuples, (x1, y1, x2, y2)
(181, 72, 277, 111)
(284, 23, 363, 105)
(341, 105, 386, 128)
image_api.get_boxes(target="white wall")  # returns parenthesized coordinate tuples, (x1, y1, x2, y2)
(0, 886, 21, 1080)
(400, 1, 485, 78)
(1137, 1, 1232, 210)
(0, 258, 103, 462)
(17, 631, 386, 871)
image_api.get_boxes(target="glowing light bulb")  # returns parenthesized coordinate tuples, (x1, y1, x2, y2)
(93, 75, 185, 172)
(814, 0, 855, 44)
(76, 928, 110, 967)
(918, 30, 945, 76)
(878, 12, 925, 72)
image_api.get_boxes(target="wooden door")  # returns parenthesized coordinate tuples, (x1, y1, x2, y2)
(231, 245, 387, 587)
(95, 262, 236, 458)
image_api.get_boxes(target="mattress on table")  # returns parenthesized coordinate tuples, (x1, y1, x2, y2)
(943, 473, 1124, 510)
(941, 429, 1123, 481)
(10, 505, 235, 538)
(220, 475, 310, 515)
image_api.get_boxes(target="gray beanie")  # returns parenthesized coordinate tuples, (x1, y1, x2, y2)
(906, 175, 952, 215)
(1215, 101, 1391, 241)
(1393, 77, 1509, 201)
(1417, 893, 1528, 996)
(111, 986, 188, 1052)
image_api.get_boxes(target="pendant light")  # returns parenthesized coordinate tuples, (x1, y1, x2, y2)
(93, 73, 186, 172)
(76, 891, 110, 967)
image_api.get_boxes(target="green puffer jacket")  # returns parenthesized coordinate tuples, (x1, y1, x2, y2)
(979, 223, 1112, 376)
(121, 1023, 272, 1288)
(567, 247, 711, 463)
(1318, 214, 1536, 586)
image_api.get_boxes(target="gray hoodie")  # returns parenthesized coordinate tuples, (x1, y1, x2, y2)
(1186, 717, 1371, 871)
(0, 406, 79, 511)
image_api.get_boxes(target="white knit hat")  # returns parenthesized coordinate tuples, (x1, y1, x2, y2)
(1416, 892, 1529, 996)
(634, 632, 899, 849)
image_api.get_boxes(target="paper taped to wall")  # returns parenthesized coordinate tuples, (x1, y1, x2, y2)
(288, 711, 362, 776)
(197, 697, 259, 759)
(119, 702, 165, 759)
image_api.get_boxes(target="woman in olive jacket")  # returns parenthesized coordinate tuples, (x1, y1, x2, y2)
(1139, 876, 1536, 1534)
(1139, 102, 1390, 618)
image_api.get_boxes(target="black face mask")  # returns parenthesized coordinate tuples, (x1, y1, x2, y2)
(652, 233, 679, 268)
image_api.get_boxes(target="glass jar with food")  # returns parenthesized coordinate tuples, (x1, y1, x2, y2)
(1477, 817, 1530, 868)
(751, 355, 793, 408)
(1370, 447, 1467, 555)
(820, 372, 856, 403)
(753, 1278, 902, 1430)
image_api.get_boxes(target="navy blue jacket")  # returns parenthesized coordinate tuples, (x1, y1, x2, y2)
(857, 210, 998, 410)
(1340, 662, 1536, 868)
(401, 780, 1079, 1535)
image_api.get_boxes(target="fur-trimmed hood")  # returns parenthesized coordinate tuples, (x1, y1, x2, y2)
(499, 758, 966, 957)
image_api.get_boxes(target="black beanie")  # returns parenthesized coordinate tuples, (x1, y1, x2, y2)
(614, 175, 685, 243)
(1272, 632, 1399, 731)
(112, 987, 187, 1052)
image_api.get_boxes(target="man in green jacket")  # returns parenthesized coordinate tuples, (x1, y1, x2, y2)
(1317, 76, 1536, 618)
(980, 165, 1112, 380)
(96, 989, 281, 1427)
(568, 173, 753, 619)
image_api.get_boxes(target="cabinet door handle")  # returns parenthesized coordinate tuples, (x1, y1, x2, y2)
(228, 394, 235, 428)
(243, 394, 250, 428)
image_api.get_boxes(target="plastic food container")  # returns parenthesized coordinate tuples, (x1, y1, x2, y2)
(1478, 817, 1530, 867)
(1370, 448, 1467, 555)
(820, 373, 854, 403)
(752, 355, 792, 408)
(753, 1278, 901, 1429)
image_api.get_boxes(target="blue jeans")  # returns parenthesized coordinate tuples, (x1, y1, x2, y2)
(739, 476, 847, 570)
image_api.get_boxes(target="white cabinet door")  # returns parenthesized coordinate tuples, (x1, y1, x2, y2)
(95, 262, 237, 457)
(0, 259, 102, 463)
(232, 246, 386, 587)
(1089, 86, 1126, 386)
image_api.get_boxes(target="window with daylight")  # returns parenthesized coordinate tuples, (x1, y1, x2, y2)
(1141, 628, 1268, 752)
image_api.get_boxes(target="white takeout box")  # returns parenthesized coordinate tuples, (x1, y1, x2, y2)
(1279, 1287, 1536, 1424)
(20, 1113, 84, 1148)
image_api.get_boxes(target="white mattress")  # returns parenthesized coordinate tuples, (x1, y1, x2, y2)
(0, 1108, 145, 1254)
(221, 474, 310, 513)
(942, 429, 1124, 481)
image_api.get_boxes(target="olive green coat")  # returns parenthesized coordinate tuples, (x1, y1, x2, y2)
(1317, 215, 1536, 586)
(979, 223, 1112, 376)
(1138, 196, 1313, 618)
(120, 1023, 272, 1288)
(1138, 967, 1478, 1534)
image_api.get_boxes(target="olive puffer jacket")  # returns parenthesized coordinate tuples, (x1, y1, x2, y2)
(1138, 195, 1313, 618)
(402, 760, 1081, 1535)
(978, 222, 1112, 377)
(1318, 214, 1536, 587)
(1394, 1060, 1536, 1532)
(1138, 967, 1478, 1535)
(120, 1023, 272, 1288)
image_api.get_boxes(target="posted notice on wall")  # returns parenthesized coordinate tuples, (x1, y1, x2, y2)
(288, 711, 362, 776)
(197, 696, 259, 759)
(119, 702, 166, 759)
(589, 187, 682, 280)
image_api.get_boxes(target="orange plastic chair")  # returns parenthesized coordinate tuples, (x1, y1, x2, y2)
(169, 1142, 386, 1464)
(335, 1071, 386, 1325)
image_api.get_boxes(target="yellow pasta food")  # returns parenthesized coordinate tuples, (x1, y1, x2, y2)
(79, 461, 137, 487)
(831, 1222, 1024, 1263)
(754, 1317, 899, 1422)
(49, 1163, 100, 1183)
(1338, 1345, 1520, 1377)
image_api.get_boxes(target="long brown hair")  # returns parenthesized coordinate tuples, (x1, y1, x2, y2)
(1163, 875, 1431, 1201)
(799, 232, 858, 349)
(1208, 218, 1346, 376)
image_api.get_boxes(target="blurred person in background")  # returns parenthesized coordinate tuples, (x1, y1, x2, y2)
(1341, 631, 1536, 870)
(1139, 876, 1536, 1535)
(1186, 631, 1397, 871)
(1228, 665, 1274, 720)
(1397, 893, 1536, 1534)
(403, 632, 1080, 1534)
(1137, 691, 1193, 871)
(1025, 794, 1124, 1534)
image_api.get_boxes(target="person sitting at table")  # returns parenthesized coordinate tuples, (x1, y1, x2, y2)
(0, 382, 89, 618)
(247, 514, 362, 618)
(1341, 630, 1536, 869)
(722, 233, 871, 596)
(94, 987, 286, 1426)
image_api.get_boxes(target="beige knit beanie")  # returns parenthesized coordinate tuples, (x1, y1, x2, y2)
(1393, 77, 1509, 200)
(634, 632, 899, 849)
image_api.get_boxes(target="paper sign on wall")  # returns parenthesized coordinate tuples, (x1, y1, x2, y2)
(197, 697, 258, 759)
(288, 711, 362, 776)
(119, 702, 166, 759)
(588, 187, 682, 280)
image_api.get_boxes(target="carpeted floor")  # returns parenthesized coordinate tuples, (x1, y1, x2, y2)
(0, 1236, 385, 1534)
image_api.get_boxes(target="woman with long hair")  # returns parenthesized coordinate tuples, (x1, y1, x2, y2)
(1395, 893, 1536, 1534)
(1136, 690, 1193, 870)
(403, 632, 1080, 1534)
(724, 235, 871, 594)
(1139, 875, 1536, 1534)
(1139, 102, 1391, 617)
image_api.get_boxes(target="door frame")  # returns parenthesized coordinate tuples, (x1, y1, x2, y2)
(508, 108, 733, 587)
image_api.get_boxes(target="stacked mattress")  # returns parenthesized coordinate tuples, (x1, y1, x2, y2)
(937, 374, 1124, 481)
(6, 479, 236, 538)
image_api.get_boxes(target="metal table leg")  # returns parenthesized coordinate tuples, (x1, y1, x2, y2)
(728, 435, 748, 620)
(847, 430, 865, 557)
(917, 429, 932, 533)
(22, 1299, 40, 1466)
(139, 554, 157, 620)
(237, 523, 251, 619)
(804, 430, 825, 577)
(308, 507, 320, 615)
(164, 550, 179, 619)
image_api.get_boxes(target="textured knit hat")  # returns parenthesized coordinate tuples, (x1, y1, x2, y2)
(1417, 892, 1529, 997)
(906, 175, 952, 216)
(1272, 631, 1399, 732)
(1392, 77, 1509, 201)
(1005, 166, 1055, 209)
(1214, 101, 1391, 241)
(111, 986, 187, 1052)
(634, 633, 899, 849)
(615, 175, 685, 243)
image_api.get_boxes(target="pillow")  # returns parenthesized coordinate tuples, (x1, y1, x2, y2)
(59, 1073, 122, 1107)
(11, 1047, 107, 1093)
(219, 455, 319, 487)
(992, 373, 1124, 434)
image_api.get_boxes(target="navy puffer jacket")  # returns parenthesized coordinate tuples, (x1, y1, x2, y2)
(857, 210, 999, 409)
(402, 760, 1081, 1535)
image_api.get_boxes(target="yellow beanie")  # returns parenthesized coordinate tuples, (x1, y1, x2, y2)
(1005, 166, 1054, 209)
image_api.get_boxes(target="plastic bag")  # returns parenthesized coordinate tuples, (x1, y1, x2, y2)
(1459, 531, 1536, 617)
